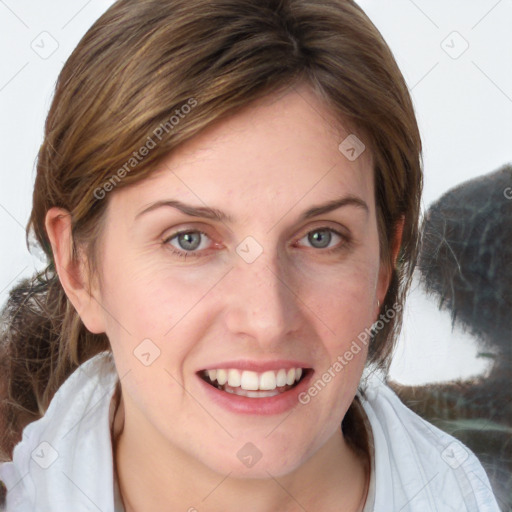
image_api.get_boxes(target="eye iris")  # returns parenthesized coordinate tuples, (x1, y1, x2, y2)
(309, 229, 331, 249)
(178, 232, 201, 251)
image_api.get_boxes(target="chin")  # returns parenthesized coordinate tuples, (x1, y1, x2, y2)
(209, 457, 304, 480)
(191, 435, 317, 480)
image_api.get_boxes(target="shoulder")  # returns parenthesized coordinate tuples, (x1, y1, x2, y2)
(0, 351, 118, 512)
(359, 373, 501, 512)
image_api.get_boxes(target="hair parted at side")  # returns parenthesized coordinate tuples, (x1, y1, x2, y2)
(0, 0, 422, 461)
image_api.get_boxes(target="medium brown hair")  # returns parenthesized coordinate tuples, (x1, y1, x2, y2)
(0, 0, 422, 461)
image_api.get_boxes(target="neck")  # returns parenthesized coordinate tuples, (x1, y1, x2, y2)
(112, 396, 369, 512)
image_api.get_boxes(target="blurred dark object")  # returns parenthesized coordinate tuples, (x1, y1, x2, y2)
(389, 163, 512, 511)
(0, 479, 5, 510)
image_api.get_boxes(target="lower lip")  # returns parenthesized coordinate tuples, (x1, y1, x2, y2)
(197, 371, 314, 415)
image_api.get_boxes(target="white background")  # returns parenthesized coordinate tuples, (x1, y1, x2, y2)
(1, 0, 511, 384)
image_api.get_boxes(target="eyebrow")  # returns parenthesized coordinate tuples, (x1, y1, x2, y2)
(134, 195, 369, 223)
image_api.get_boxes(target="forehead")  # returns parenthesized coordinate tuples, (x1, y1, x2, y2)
(109, 85, 374, 223)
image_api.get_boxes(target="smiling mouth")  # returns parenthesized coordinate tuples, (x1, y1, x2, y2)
(199, 368, 310, 398)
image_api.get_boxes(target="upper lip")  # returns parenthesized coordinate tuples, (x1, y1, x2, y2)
(197, 359, 312, 372)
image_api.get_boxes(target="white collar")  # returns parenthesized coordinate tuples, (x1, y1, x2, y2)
(359, 371, 500, 511)
(0, 352, 500, 512)
(0, 351, 119, 512)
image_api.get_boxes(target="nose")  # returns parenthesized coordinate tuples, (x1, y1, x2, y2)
(222, 245, 303, 350)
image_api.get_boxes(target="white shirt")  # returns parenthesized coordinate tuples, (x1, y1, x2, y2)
(0, 351, 501, 512)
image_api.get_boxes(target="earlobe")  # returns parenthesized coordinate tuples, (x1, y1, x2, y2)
(44, 207, 106, 334)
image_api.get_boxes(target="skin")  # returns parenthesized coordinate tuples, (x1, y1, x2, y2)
(46, 83, 402, 511)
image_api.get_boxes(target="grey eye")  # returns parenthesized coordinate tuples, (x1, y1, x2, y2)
(307, 229, 334, 249)
(176, 231, 203, 251)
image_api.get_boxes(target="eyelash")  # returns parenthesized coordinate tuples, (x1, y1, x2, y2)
(162, 227, 350, 260)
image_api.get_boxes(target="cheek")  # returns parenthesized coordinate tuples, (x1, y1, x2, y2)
(299, 254, 380, 337)
(99, 256, 219, 381)
(98, 251, 192, 335)
(294, 251, 378, 409)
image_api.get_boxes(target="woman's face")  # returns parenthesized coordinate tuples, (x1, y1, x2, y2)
(90, 84, 390, 477)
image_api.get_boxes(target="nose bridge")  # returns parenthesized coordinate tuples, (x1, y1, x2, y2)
(224, 242, 300, 345)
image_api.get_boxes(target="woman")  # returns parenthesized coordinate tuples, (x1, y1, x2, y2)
(0, 0, 500, 510)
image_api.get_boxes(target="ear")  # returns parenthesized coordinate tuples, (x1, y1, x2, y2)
(390, 216, 405, 267)
(45, 207, 106, 334)
(376, 216, 405, 307)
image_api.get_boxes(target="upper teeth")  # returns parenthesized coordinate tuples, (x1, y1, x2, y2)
(205, 368, 303, 391)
